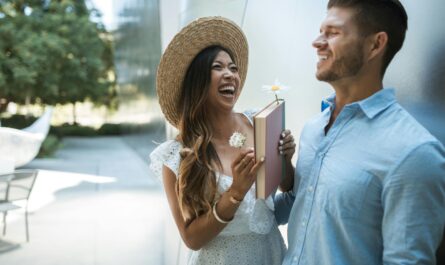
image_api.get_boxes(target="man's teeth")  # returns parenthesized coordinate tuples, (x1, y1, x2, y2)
(318, 55, 328, 61)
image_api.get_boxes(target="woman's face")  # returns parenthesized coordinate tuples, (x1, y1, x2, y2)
(206, 50, 241, 111)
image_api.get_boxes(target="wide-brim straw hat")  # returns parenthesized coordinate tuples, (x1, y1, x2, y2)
(156, 16, 248, 127)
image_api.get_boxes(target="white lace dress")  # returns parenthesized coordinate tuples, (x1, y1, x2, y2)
(149, 111, 286, 265)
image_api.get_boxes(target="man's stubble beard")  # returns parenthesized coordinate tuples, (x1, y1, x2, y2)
(316, 40, 365, 82)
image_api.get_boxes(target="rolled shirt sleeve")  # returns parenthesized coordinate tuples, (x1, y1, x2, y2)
(274, 189, 296, 225)
(382, 141, 445, 264)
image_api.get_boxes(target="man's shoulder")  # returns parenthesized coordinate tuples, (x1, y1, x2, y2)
(375, 103, 445, 174)
(384, 102, 438, 145)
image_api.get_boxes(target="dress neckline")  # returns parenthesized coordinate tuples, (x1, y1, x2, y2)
(215, 111, 254, 179)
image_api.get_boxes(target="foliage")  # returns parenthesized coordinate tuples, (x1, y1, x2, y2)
(97, 123, 121, 135)
(1, 112, 122, 136)
(0, 113, 37, 128)
(37, 133, 61, 157)
(0, 0, 116, 114)
(50, 123, 97, 137)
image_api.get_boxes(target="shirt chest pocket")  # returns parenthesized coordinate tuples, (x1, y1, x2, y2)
(316, 167, 373, 219)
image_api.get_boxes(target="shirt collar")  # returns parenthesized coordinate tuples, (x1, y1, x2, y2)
(321, 88, 397, 119)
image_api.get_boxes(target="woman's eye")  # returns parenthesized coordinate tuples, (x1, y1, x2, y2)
(230, 66, 238, 72)
(212, 64, 222, 70)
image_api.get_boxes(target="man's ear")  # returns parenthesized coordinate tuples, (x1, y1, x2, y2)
(367, 32, 388, 61)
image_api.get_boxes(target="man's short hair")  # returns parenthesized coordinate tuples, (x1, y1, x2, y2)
(327, 0, 408, 76)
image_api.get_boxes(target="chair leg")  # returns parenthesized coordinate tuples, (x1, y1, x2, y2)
(2, 211, 7, 236)
(25, 206, 29, 242)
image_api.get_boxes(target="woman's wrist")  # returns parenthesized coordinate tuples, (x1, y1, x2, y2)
(212, 200, 232, 224)
(227, 186, 244, 203)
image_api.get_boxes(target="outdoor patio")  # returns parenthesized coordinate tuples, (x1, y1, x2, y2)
(0, 134, 166, 265)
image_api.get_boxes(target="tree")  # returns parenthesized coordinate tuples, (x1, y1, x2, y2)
(0, 0, 116, 122)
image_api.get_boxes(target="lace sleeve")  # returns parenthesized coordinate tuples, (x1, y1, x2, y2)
(242, 109, 260, 124)
(149, 140, 182, 181)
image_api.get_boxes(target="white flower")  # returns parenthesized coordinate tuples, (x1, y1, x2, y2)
(262, 79, 290, 95)
(229, 131, 247, 148)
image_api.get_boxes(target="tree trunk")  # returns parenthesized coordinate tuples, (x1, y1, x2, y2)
(25, 94, 31, 118)
(72, 102, 77, 125)
(0, 98, 9, 113)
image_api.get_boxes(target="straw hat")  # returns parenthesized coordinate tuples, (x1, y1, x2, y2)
(156, 16, 248, 127)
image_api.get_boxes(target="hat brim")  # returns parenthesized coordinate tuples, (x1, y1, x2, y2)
(156, 16, 248, 127)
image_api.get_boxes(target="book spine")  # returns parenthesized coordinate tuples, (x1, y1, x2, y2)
(281, 101, 286, 181)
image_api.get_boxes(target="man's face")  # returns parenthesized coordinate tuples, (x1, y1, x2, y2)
(313, 7, 366, 82)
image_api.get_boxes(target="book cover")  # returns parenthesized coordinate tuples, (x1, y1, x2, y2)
(254, 99, 286, 199)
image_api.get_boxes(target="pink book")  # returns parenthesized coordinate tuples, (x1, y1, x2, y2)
(254, 99, 286, 199)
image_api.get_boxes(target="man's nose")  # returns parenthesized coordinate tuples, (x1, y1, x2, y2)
(312, 36, 327, 49)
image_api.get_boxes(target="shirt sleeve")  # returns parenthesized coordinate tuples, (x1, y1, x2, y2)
(382, 141, 445, 264)
(273, 189, 296, 225)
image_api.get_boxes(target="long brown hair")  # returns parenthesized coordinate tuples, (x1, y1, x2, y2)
(177, 45, 233, 221)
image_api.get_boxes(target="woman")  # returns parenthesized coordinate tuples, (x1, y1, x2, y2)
(150, 17, 295, 265)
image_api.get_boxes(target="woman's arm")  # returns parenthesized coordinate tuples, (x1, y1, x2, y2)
(162, 149, 262, 250)
(278, 129, 296, 192)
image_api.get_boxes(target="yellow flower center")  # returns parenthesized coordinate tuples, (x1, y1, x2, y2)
(271, 85, 280, 91)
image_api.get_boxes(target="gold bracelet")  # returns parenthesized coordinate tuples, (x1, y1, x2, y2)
(212, 200, 232, 224)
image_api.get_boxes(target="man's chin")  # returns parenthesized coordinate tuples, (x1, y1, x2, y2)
(316, 71, 338, 82)
(316, 72, 329, 82)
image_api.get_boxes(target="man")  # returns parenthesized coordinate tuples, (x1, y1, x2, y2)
(274, 0, 445, 264)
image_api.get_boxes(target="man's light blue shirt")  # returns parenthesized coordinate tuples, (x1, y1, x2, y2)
(275, 88, 445, 265)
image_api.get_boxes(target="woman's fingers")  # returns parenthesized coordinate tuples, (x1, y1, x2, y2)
(232, 148, 251, 165)
(232, 150, 255, 174)
(280, 141, 296, 152)
(231, 152, 259, 194)
(232, 148, 253, 165)
(280, 131, 293, 143)
(248, 157, 264, 179)
(279, 129, 296, 157)
(232, 148, 253, 170)
(281, 129, 291, 139)
(240, 157, 255, 175)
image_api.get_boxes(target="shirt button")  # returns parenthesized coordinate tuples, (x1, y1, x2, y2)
(308, 186, 313, 192)
(293, 257, 298, 262)
(302, 222, 306, 226)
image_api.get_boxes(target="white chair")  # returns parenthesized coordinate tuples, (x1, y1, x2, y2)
(0, 170, 38, 242)
(0, 107, 53, 170)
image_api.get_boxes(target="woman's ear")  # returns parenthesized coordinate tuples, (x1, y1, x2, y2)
(367, 31, 388, 61)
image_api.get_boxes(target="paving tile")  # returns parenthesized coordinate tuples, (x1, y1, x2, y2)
(0, 135, 165, 265)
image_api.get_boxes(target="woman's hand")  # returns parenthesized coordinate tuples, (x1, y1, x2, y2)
(230, 148, 264, 200)
(279, 129, 296, 163)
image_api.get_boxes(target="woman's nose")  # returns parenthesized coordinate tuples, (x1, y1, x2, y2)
(223, 68, 234, 79)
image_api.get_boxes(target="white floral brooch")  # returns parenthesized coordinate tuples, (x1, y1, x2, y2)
(229, 131, 247, 148)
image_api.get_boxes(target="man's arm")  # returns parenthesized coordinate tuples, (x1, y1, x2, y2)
(382, 141, 445, 264)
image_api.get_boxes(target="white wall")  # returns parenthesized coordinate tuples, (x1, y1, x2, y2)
(162, 0, 333, 148)
(158, 1, 445, 264)
(159, 2, 186, 265)
(239, 0, 331, 145)
(159, 1, 332, 264)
